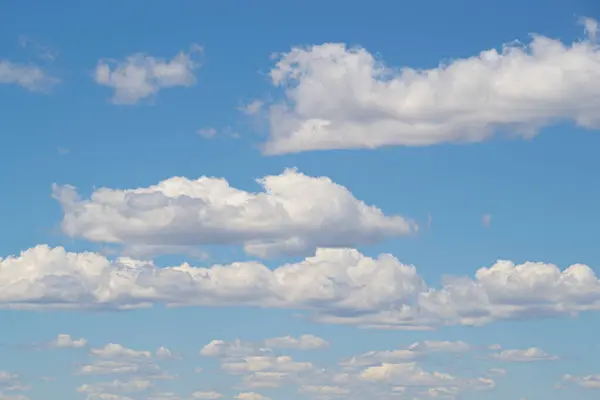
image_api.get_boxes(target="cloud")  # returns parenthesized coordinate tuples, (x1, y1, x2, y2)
(258, 18, 600, 154)
(264, 335, 329, 350)
(339, 341, 470, 368)
(77, 379, 152, 394)
(90, 344, 153, 359)
(233, 393, 270, 400)
(2, 245, 600, 331)
(491, 347, 559, 362)
(49, 333, 87, 348)
(94, 44, 202, 104)
(0, 60, 58, 92)
(53, 168, 416, 258)
(360, 362, 495, 391)
(240, 100, 264, 115)
(563, 373, 600, 389)
(580, 17, 599, 41)
(197, 127, 217, 139)
(481, 214, 492, 228)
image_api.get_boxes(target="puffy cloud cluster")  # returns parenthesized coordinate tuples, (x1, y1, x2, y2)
(563, 373, 600, 389)
(94, 44, 202, 104)
(53, 169, 416, 258)
(259, 18, 600, 154)
(1, 245, 600, 330)
(339, 340, 470, 368)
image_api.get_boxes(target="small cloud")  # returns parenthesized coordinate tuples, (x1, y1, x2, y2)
(240, 99, 263, 115)
(427, 214, 433, 229)
(57, 146, 70, 155)
(579, 16, 598, 41)
(198, 127, 217, 139)
(482, 214, 492, 228)
(18, 35, 59, 61)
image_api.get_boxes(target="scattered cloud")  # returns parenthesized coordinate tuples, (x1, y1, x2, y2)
(49, 333, 87, 349)
(580, 16, 599, 41)
(94, 44, 202, 104)
(240, 99, 264, 115)
(53, 168, 416, 258)
(0, 60, 58, 92)
(491, 347, 559, 362)
(563, 373, 600, 389)
(264, 335, 329, 350)
(259, 18, 600, 154)
(197, 127, 217, 139)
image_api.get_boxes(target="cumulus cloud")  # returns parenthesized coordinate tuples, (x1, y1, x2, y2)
(340, 340, 470, 368)
(491, 347, 559, 362)
(77, 379, 152, 394)
(191, 392, 222, 399)
(94, 44, 202, 104)
(360, 362, 495, 391)
(233, 393, 269, 400)
(0, 60, 58, 91)
(49, 333, 87, 348)
(2, 245, 600, 330)
(258, 18, 600, 154)
(53, 169, 416, 258)
(264, 335, 329, 350)
(563, 373, 600, 389)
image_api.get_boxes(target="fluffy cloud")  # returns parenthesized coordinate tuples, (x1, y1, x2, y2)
(2, 245, 600, 330)
(340, 341, 470, 368)
(264, 334, 329, 350)
(491, 347, 559, 362)
(259, 18, 600, 154)
(77, 379, 152, 394)
(360, 362, 494, 391)
(191, 392, 222, 399)
(49, 333, 87, 348)
(90, 344, 153, 359)
(563, 373, 600, 389)
(233, 393, 269, 400)
(0, 60, 58, 91)
(94, 44, 202, 104)
(53, 169, 415, 258)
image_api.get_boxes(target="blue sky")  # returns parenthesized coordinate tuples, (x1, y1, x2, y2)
(1, 0, 600, 399)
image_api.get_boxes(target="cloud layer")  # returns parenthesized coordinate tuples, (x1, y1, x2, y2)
(260, 18, 600, 154)
(1, 245, 599, 330)
(53, 169, 415, 258)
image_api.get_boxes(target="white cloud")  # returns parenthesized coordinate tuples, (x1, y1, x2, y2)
(50, 333, 87, 348)
(53, 168, 416, 258)
(563, 373, 600, 389)
(259, 18, 600, 154)
(94, 44, 202, 104)
(77, 379, 152, 393)
(240, 99, 264, 115)
(90, 344, 153, 359)
(491, 347, 559, 362)
(360, 362, 494, 391)
(222, 355, 313, 374)
(580, 16, 599, 41)
(264, 334, 329, 350)
(200, 339, 266, 358)
(0, 60, 58, 91)
(197, 127, 217, 139)
(233, 393, 270, 400)
(340, 341, 469, 368)
(2, 245, 600, 331)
